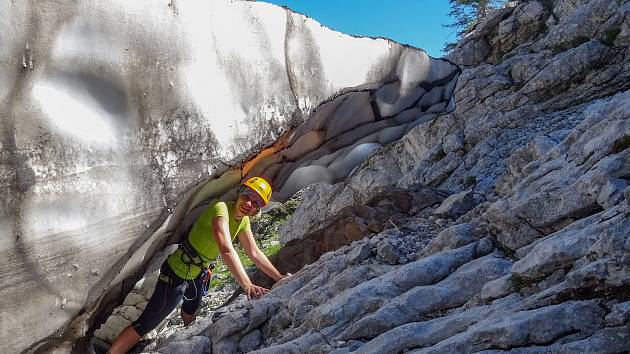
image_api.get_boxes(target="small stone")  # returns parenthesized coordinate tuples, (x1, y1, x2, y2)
(91, 269, 99, 276)
(376, 240, 399, 265)
(476, 237, 495, 257)
(434, 190, 475, 219)
(73, 264, 79, 270)
(418, 223, 476, 258)
(435, 218, 448, 227)
(349, 243, 371, 264)
(443, 134, 465, 153)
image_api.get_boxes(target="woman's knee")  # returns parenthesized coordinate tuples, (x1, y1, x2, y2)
(180, 309, 197, 326)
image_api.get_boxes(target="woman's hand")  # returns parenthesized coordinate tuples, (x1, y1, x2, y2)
(243, 284, 269, 300)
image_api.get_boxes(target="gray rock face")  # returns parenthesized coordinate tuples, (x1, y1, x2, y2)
(409, 301, 605, 354)
(342, 253, 512, 339)
(417, 223, 476, 258)
(520, 40, 611, 99)
(0, 1, 460, 352)
(354, 305, 498, 354)
(485, 90, 630, 251)
(376, 239, 400, 265)
(433, 190, 475, 219)
(511, 205, 629, 280)
(481, 274, 517, 302)
(605, 301, 630, 327)
(157, 336, 211, 354)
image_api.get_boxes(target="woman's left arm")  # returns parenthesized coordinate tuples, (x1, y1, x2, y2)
(238, 229, 284, 282)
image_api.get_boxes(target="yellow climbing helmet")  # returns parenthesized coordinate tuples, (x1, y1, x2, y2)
(242, 176, 272, 205)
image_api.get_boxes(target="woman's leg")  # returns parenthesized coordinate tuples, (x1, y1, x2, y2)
(106, 326, 141, 354)
(181, 275, 204, 326)
(108, 263, 185, 354)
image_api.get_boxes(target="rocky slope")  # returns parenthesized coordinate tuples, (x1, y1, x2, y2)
(133, 0, 630, 353)
(0, 1, 459, 353)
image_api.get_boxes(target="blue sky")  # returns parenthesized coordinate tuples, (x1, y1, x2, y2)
(261, 0, 456, 58)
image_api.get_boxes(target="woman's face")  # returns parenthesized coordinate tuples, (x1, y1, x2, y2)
(235, 188, 265, 217)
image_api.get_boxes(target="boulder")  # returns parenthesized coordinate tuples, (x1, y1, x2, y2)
(0, 1, 461, 351)
(418, 223, 476, 257)
(434, 190, 475, 219)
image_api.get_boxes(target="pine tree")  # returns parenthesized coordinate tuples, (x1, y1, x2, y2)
(443, 0, 507, 53)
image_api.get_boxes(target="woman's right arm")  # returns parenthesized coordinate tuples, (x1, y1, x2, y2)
(211, 217, 268, 299)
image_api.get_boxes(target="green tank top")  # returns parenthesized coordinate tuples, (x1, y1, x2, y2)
(167, 201, 251, 280)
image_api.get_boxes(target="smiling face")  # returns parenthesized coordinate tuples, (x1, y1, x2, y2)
(234, 187, 265, 218)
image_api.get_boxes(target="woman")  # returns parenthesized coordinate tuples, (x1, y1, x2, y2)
(108, 176, 287, 354)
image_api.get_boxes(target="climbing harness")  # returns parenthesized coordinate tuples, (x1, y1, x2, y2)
(201, 267, 212, 296)
(179, 237, 207, 269)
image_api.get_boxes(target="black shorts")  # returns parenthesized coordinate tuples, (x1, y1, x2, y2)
(131, 261, 204, 336)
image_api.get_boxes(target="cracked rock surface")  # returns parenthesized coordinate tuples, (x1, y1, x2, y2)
(134, 1, 630, 353)
(0, 1, 459, 352)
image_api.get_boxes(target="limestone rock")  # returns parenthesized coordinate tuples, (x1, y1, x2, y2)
(409, 301, 605, 353)
(540, 0, 623, 51)
(476, 325, 630, 353)
(485, 90, 630, 251)
(418, 223, 476, 258)
(156, 336, 210, 354)
(0, 0, 461, 349)
(520, 41, 611, 99)
(376, 239, 399, 265)
(481, 274, 517, 302)
(342, 253, 512, 339)
(448, 6, 516, 66)
(356, 306, 484, 354)
(442, 133, 465, 154)
(239, 329, 263, 353)
(490, 1, 549, 59)
(434, 190, 475, 219)
(512, 205, 629, 280)
(349, 242, 372, 264)
(605, 301, 630, 327)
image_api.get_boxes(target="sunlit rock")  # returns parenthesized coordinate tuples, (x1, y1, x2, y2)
(0, 1, 459, 352)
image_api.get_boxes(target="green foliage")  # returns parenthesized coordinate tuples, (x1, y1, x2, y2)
(510, 274, 530, 291)
(463, 176, 477, 188)
(604, 28, 621, 46)
(611, 135, 630, 154)
(571, 36, 590, 48)
(443, 0, 509, 53)
(433, 149, 447, 161)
